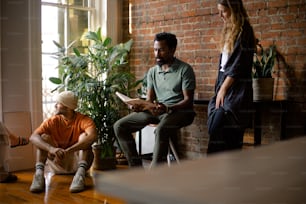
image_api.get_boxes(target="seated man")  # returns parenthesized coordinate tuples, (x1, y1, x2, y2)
(29, 91, 97, 193)
(0, 122, 29, 183)
(114, 32, 196, 168)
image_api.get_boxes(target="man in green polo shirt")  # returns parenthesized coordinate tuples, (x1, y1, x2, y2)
(114, 32, 196, 168)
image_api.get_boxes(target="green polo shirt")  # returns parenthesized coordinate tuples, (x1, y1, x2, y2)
(146, 58, 195, 105)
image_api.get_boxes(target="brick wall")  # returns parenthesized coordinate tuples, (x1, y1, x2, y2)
(122, 0, 306, 158)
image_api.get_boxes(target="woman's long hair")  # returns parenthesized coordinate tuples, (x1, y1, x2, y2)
(218, 0, 249, 53)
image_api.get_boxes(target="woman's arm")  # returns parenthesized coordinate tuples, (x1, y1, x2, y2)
(216, 76, 235, 108)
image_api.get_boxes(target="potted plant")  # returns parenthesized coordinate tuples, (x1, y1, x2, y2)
(252, 40, 277, 101)
(49, 28, 138, 170)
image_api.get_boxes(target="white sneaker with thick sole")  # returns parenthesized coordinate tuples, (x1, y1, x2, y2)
(69, 173, 85, 193)
(30, 173, 45, 193)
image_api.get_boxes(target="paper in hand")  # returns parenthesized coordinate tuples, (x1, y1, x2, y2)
(115, 92, 155, 111)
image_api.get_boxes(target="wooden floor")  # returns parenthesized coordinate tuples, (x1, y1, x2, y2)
(0, 166, 129, 204)
(1, 139, 256, 204)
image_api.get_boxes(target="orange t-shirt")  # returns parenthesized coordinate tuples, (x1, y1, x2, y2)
(35, 112, 96, 149)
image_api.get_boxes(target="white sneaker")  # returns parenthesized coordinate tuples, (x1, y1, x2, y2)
(30, 173, 45, 193)
(69, 173, 85, 193)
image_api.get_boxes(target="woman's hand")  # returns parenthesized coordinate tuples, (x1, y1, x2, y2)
(215, 76, 234, 109)
(216, 88, 226, 108)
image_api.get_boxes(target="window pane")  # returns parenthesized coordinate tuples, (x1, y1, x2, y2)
(41, 5, 66, 119)
(42, 0, 93, 7)
(69, 0, 90, 7)
(41, 5, 65, 53)
(42, 0, 63, 3)
(41, 0, 95, 119)
(68, 9, 90, 52)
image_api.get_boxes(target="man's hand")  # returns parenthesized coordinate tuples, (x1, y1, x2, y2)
(130, 104, 145, 112)
(48, 147, 66, 165)
(148, 101, 167, 116)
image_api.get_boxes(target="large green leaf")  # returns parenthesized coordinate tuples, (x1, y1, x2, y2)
(103, 37, 112, 47)
(49, 77, 62, 84)
(73, 48, 81, 57)
(85, 31, 100, 42)
(253, 44, 277, 78)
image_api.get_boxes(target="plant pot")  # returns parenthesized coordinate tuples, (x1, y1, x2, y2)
(252, 78, 274, 101)
(92, 145, 116, 171)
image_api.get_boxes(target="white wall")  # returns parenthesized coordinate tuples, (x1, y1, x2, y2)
(0, 0, 42, 130)
(0, 0, 42, 170)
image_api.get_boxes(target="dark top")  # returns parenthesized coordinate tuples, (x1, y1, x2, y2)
(208, 21, 255, 128)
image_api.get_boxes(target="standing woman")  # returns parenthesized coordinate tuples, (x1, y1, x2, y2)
(207, 0, 255, 154)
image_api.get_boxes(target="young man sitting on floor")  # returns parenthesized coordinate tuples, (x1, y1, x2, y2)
(29, 91, 97, 193)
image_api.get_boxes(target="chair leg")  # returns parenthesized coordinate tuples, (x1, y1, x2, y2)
(167, 138, 180, 167)
(167, 146, 171, 166)
(138, 129, 142, 156)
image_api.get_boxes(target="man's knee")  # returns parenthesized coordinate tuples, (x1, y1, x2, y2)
(113, 119, 127, 138)
(113, 119, 122, 132)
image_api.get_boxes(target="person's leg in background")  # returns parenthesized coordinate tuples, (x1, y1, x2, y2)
(0, 122, 29, 183)
(151, 109, 195, 167)
(114, 112, 158, 167)
(69, 133, 95, 193)
(207, 130, 226, 154)
(0, 138, 16, 183)
(0, 122, 29, 148)
(207, 110, 244, 154)
(207, 108, 227, 154)
(224, 126, 245, 151)
(30, 134, 51, 193)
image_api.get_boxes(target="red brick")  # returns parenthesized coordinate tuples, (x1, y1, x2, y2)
(122, 0, 306, 157)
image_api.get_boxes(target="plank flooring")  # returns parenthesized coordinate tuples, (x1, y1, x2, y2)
(0, 166, 128, 204)
(1, 140, 256, 204)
